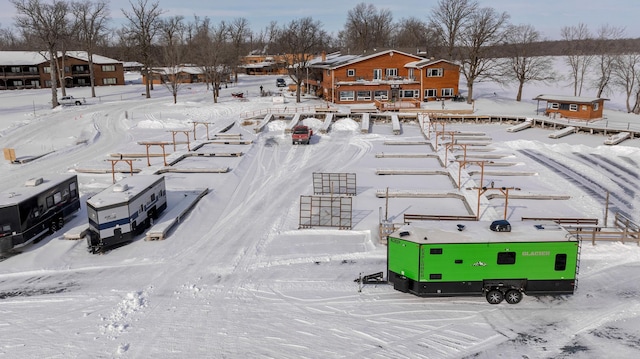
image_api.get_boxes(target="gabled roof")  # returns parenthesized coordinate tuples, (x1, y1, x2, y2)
(533, 94, 609, 103)
(406, 58, 460, 69)
(0, 51, 49, 66)
(150, 66, 204, 75)
(0, 50, 121, 66)
(309, 50, 424, 70)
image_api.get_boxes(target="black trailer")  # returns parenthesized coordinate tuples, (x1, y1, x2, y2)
(0, 174, 81, 255)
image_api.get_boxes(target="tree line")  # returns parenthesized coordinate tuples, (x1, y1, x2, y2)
(3, 0, 640, 112)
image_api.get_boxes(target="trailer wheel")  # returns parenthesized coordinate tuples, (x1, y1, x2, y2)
(486, 289, 504, 304)
(50, 221, 58, 233)
(505, 289, 523, 304)
(58, 217, 65, 229)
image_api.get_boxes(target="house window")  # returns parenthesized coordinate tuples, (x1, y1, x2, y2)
(339, 90, 355, 101)
(347, 69, 355, 77)
(43, 67, 51, 73)
(357, 90, 371, 101)
(427, 68, 443, 77)
(78, 78, 87, 85)
(441, 88, 454, 97)
(374, 90, 388, 100)
(28, 67, 38, 73)
(497, 252, 516, 265)
(425, 89, 437, 98)
(549, 102, 559, 110)
(102, 78, 117, 85)
(373, 69, 382, 80)
(569, 104, 578, 111)
(11, 67, 20, 73)
(101, 65, 115, 72)
(13, 80, 23, 86)
(408, 68, 414, 80)
(400, 90, 419, 98)
(385, 68, 398, 78)
(45, 80, 52, 87)
(326, 69, 331, 76)
(594, 103, 599, 111)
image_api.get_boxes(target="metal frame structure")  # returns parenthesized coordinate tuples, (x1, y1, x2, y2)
(312, 172, 356, 196)
(299, 195, 352, 229)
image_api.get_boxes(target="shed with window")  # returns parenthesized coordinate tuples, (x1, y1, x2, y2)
(533, 94, 608, 120)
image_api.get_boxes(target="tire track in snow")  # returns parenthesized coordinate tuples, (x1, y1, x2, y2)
(518, 149, 634, 220)
(123, 129, 372, 356)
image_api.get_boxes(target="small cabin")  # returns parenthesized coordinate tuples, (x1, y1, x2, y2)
(534, 94, 608, 120)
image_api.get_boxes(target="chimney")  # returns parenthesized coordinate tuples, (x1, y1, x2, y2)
(322, 51, 326, 61)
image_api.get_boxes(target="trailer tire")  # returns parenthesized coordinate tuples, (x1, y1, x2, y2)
(505, 289, 523, 304)
(486, 289, 504, 304)
(50, 221, 58, 233)
(58, 217, 65, 229)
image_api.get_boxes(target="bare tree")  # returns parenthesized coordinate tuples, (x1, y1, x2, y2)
(393, 17, 434, 51)
(121, 0, 163, 99)
(458, 6, 509, 104)
(341, 3, 393, 52)
(190, 18, 230, 103)
(228, 17, 250, 83)
(592, 24, 625, 98)
(429, 0, 478, 60)
(11, 0, 71, 107)
(273, 17, 327, 103)
(500, 24, 555, 101)
(158, 15, 185, 104)
(612, 53, 640, 113)
(0, 25, 23, 49)
(72, 0, 110, 98)
(561, 23, 593, 96)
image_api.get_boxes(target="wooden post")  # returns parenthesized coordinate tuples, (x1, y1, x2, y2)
(604, 191, 610, 227)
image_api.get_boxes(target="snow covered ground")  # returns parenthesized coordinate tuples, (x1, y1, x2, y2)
(1, 70, 640, 358)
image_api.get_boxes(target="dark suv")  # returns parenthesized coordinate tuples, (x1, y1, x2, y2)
(276, 78, 286, 87)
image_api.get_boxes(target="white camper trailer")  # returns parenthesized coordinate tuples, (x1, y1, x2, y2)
(86, 175, 167, 253)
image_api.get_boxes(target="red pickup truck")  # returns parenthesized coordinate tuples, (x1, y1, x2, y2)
(292, 125, 313, 145)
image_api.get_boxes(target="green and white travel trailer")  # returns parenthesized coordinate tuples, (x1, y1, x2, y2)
(387, 221, 580, 304)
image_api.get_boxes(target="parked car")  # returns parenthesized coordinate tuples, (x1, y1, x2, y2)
(276, 78, 286, 87)
(58, 96, 85, 106)
(291, 125, 313, 145)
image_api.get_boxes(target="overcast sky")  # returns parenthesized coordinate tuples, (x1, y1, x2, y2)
(1, 0, 638, 40)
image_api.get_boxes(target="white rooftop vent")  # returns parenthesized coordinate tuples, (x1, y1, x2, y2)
(113, 183, 129, 192)
(24, 177, 43, 187)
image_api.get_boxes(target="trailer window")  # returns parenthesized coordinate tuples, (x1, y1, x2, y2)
(430, 248, 443, 255)
(53, 191, 62, 204)
(1, 224, 11, 233)
(497, 252, 516, 265)
(46, 196, 54, 208)
(70, 181, 77, 197)
(555, 254, 567, 271)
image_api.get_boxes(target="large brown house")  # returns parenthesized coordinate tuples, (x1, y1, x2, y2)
(0, 51, 124, 90)
(307, 50, 461, 106)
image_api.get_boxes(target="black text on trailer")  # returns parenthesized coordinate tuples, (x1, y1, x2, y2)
(86, 175, 167, 253)
(0, 175, 81, 255)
